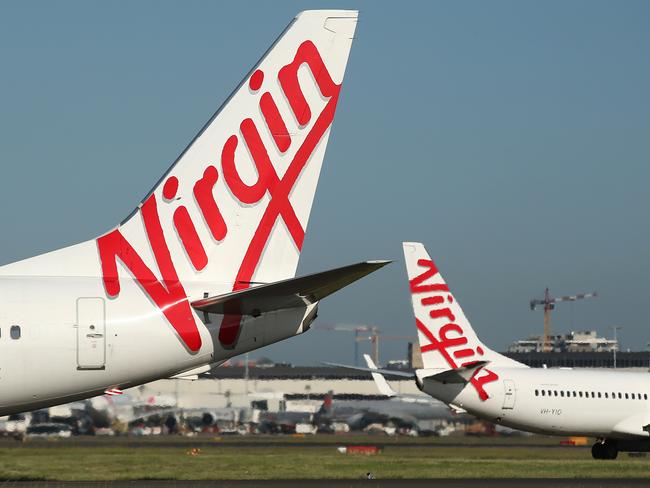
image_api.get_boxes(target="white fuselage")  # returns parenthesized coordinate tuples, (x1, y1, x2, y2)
(0, 9, 360, 419)
(422, 367, 650, 439)
(0, 274, 313, 416)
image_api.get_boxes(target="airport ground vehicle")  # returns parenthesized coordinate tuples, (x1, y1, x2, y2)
(0, 10, 387, 417)
(26, 423, 73, 439)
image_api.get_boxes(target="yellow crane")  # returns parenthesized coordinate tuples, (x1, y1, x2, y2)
(530, 288, 598, 352)
(314, 324, 415, 365)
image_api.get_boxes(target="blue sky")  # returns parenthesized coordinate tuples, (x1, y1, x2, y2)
(1, 1, 649, 364)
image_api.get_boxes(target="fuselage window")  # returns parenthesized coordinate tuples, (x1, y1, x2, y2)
(625, 393, 629, 400)
(618, 393, 622, 399)
(579, 391, 583, 398)
(597, 392, 601, 398)
(541, 390, 545, 396)
(547, 390, 552, 397)
(591, 392, 595, 398)
(572, 391, 577, 397)
(645, 394, 648, 400)
(554, 390, 558, 397)
(632, 393, 636, 400)
(10, 325, 21, 340)
(560, 391, 564, 397)
(535, 389, 539, 396)
(605, 392, 608, 398)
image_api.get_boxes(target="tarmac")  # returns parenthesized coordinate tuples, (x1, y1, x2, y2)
(0, 437, 586, 450)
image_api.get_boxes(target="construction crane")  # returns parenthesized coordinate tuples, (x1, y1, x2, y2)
(314, 324, 416, 366)
(353, 334, 418, 366)
(530, 288, 598, 352)
(313, 324, 378, 366)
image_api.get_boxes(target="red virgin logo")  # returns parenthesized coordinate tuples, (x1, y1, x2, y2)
(96, 41, 342, 353)
(410, 259, 499, 400)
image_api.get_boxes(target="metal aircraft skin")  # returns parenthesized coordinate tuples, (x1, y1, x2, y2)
(0, 10, 388, 417)
(402, 242, 650, 459)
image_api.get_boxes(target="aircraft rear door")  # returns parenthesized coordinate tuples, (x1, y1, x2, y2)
(76, 297, 106, 370)
(502, 379, 516, 409)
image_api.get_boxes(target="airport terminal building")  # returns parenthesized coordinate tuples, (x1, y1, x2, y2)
(141, 350, 650, 411)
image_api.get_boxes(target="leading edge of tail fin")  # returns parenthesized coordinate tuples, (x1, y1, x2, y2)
(402, 242, 526, 374)
(91, 11, 358, 351)
(0, 11, 358, 356)
(98, 10, 359, 288)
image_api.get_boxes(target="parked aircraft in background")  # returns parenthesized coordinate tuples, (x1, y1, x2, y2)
(331, 242, 650, 458)
(0, 10, 388, 417)
(362, 353, 451, 416)
(317, 354, 458, 432)
(400, 242, 650, 459)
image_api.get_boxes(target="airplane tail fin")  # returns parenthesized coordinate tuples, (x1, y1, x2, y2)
(4, 10, 358, 289)
(402, 242, 526, 371)
(99, 10, 359, 286)
(0, 10, 358, 353)
(363, 354, 397, 397)
(0, 11, 361, 355)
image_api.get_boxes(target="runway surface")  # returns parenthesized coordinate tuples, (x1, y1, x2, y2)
(9, 441, 581, 449)
(3, 480, 650, 488)
(0, 438, 582, 450)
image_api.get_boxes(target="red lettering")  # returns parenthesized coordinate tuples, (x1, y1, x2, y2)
(163, 176, 179, 200)
(471, 369, 500, 401)
(416, 318, 498, 401)
(421, 296, 444, 306)
(221, 134, 268, 204)
(97, 40, 342, 352)
(217, 40, 343, 347)
(97, 195, 202, 352)
(453, 348, 476, 359)
(173, 206, 208, 271)
(279, 40, 339, 126)
(161, 175, 208, 270)
(429, 307, 456, 322)
(409, 259, 450, 294)
(416, 319, 460, 368)
(193, 166, 227, 241)
(260, 92, 291, 153)
(249, 69, 264, 91)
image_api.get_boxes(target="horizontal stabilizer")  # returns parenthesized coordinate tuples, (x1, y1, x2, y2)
(423, 361, 490, 384)
(169, 364, 212, 380)
(449, 403, 468, 414)
(364, 354, 397, 397)
(322, 362, 415, 378)
(191, 260, 390, 316)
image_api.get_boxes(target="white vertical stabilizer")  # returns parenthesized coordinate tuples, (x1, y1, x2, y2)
(0, 10, 359, 289)
(0, 11, 359, 353)
(402, 242, 526, 370)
